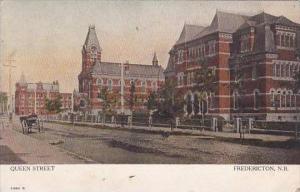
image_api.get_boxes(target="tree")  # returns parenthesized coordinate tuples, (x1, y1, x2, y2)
(146, 92, 158, 111)
(128, 81, 136, 112)
(193, 59, 216, 125)
(0, 93, 8, 113)
(45, 96, 62, 114)
(157, 79, 184, 118)
(292, 70, 300, 139)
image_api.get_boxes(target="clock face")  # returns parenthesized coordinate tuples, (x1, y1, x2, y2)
(91, 45, 97, 53)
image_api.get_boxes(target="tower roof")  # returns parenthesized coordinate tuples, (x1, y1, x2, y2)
(83, 25, 102, 51)
(152, 52, 158, 63)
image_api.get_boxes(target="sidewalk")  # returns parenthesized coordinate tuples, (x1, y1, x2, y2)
(54, 120, 294, 143)
(0, 125, 89, 164)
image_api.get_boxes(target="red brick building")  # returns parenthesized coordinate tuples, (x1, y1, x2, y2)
(165, 11, 300, 121)
(15, 73, 72, 115)
(77, 25, 164, 115)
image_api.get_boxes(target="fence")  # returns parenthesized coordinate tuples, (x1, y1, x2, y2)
(38, 113, 299, 136)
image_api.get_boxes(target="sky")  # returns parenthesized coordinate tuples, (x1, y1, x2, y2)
(0, 0, 300, 93)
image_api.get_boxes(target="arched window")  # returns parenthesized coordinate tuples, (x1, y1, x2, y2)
(282, 64, 286, 77)
(270, 89, 275, 107)
(108, 79, 113, 91)
(254, 90, 260, 109)
(141, 81, 146, 93)
(282, 90, 286, 108)
(233, 90, 239, 109)
(96, 79, 102, 86)
(287, 90, 293, 107)
(210, 92, 215, 109)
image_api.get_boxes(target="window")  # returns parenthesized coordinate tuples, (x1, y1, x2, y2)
(287, 64, 291, 77)
(276, 64, 281, 77)
(277, 31, 296, 48)
(96, 79, 102, 86)
(141, 81, 146, 93)
(210, 92, 216, 109)
(282, 91, 287, 108)
(292, 93, 296, 107)
(240, 34, 250, 53)
(252, 65, 257, 80)
(254, 90, 260, 109)
(208, 40, 216, 56)
(287, 91, 292, 107)
(281, 64, 285, 77)
(177, 73, 184, 86)
(152, 81, 157, 90)
(108, 79, 113, 91)
(233, 91, 239, 109)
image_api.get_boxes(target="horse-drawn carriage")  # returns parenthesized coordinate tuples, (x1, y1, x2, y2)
(20, 114, 42, 134)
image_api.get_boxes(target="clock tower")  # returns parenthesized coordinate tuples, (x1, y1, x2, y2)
(81, 25, 102, 73)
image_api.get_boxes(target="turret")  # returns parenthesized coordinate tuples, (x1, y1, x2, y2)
(152, 52, 159, 66)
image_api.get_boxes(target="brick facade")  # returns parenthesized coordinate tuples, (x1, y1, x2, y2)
(15, 75, 72, 116)
(78, 26, 164, 115)
(165, 11, 300, 121)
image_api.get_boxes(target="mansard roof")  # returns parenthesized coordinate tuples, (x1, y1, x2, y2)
(194, 11, 248, 39)
(175, 24, 205, 46)
(91, 61, 165, 79)
(173, 11, 300, 49)
(274, 16, 300, 27)
(83, 25, 102, 51)
(249, 12, 277, 24)
(175, 11, 248, 46)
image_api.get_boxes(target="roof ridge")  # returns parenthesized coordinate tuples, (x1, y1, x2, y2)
(100, 61, 157, 67)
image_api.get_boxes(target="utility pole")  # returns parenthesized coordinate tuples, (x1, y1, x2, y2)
(3, 53, 16, 116)
(121, 62, 124, 114)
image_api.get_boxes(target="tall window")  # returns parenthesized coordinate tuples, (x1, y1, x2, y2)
(272, 64, 276, 77)
(208, 40, 216, 56)
(210, 92, 216, 109)
(108, 79, 113, 91)
(233, 91, 239, 109)
(240, 34, 250, 53)
(254, 90, 260, 109)
(96, 79, 102, 86)
(252, 65, 257, 80)
(141, 81, 146, 93)
(282, 91, 286, 108)
(91, 46, 98, 63)
(276, 64, 281, 77)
